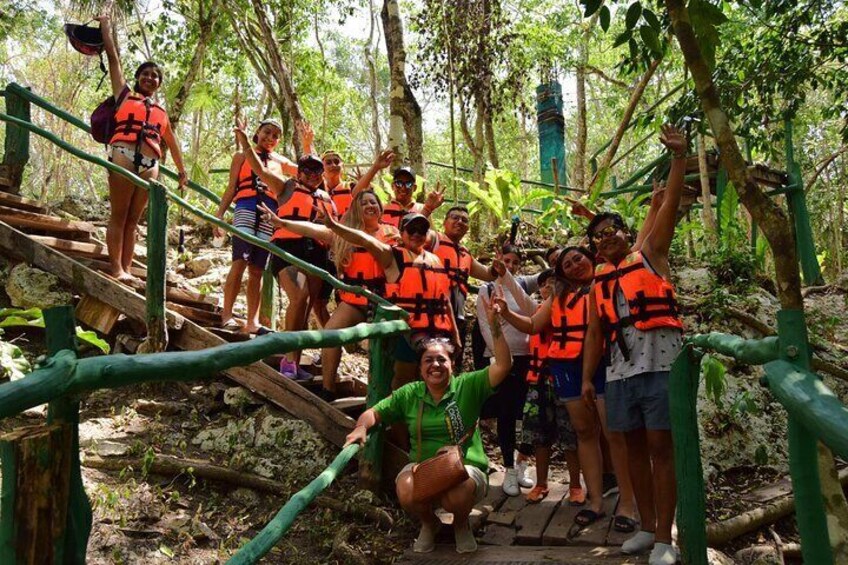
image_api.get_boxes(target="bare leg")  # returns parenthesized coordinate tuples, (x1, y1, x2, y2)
(397, 471, 439, 553)
(625, 428, 656, 534)
(564, 448, 581, 487)
(243, 264, 265, 332)
(535, 446, 551, 486)
(440, 477, 478, 553)
(221, 259, 248, 324)
(105, 172, 135, 279)
(320, 302, 365, 393)
(597, 399, 636, 519)
(565, 399, 604, 514)
(278, 267, 310, 363)
(311, 299, 331, 328)
(121, 178, 150, 274)
(646, 429, 676, 544)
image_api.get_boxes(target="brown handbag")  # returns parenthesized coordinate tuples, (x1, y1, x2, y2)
(411, 400, 478, 503)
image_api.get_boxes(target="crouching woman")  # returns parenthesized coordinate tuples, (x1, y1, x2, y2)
(345, 290, 512, 554)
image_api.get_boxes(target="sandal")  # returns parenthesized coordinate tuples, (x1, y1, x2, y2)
(254, 325, 274, 336)
(526, 485, 549, 503)
(613, 515, 637, 533)
(220, 318, 241, 330)
(567, 509, 607, 539)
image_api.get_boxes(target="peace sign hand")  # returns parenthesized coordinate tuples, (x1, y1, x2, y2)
(233, 116, 250, 149)
(313, 201, 337, 228)
(258, 202, 282, 227)
(424, 182, 446, 212)
(375, 149, 395, 170)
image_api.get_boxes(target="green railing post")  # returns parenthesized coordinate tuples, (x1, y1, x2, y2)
(361, 305, 403, 491)
(784, 119, 824, 285)
(669, 345, 708, 565)
(143, 181, 168, 352)
(44, 306, 91, 564)
(776, 308, 833, 565)
(260, 267, 278, 331)
(1, 87, 30, 193)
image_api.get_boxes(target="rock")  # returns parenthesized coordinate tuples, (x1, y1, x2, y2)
(90, 439, 130, 457)
(5, 264, 72, 309)
(252, 459, 284, 479)
(708, 547, 736, 565)
(230, 487, 261, 508)
(185, 256, 213, 278)
(58, 193, 109, 222)
(675, 267, 712, 296)
(192, 418, 256, 453)
(223, 387, 261, 410)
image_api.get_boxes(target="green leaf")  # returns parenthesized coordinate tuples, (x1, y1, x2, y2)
(688, 0, 729, 70)
(583, 0, 603, 18)
(642, 8, 661, 32)
(76, 327, 111, 354)
(719, 181, 739, 240)
(639, 25, 661, 55)
(0, 340, 31, 381)
(0, 307, 43, 321)
(0, 316, 44, 328)
(613, 30, 632, 48)
(599, 6, 611, 32)
(625, 2, 643, 30)
(702, 354, 727, 407)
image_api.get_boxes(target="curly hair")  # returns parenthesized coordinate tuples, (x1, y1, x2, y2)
(586, 212, 632, 253)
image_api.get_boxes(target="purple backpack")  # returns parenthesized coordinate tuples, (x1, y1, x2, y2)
(90, 85, 129, 144)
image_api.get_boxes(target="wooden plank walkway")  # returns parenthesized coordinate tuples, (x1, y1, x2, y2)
(399, 545, 647, 564)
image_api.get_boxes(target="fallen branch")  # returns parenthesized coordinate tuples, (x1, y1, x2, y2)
(802, 284, 845, 297)
(734, 543, 801, 562)
(82, 453, 393, 529)
(706, 469, 848, 546)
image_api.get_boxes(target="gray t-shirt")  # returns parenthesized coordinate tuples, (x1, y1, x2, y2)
(607, 259, 683, 382)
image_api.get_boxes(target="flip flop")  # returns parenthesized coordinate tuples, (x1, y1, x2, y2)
(254, 325, 274, 336)
(613, 515, 637, 533)
(220, 319, 241, 330)
(526, 485, 549, 503)
(567, 509, 607, 540)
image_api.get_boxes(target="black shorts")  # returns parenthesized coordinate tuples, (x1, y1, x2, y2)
(269, 238, 331, 278)
(319, 263, 337, 301)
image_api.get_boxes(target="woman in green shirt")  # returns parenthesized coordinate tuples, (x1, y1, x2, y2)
(345, 288, 512, 554)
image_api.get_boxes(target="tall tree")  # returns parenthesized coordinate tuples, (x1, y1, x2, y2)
(381, 0, 423, 170)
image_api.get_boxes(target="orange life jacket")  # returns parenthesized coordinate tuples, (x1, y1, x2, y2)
(110, 92, 169, 158)
(593, 250, 683, 359)
(271, 182, 320, 241)
(382, 200, 425, 228)
(234, 151, 276, 202)
(338, 223, 399, 307)
(526, 306, 552, 385)
(328, 180, 354, 217)
(386, 248, 453, 335)
(547, 287, 591, 361)
(434, 233, 473, 296)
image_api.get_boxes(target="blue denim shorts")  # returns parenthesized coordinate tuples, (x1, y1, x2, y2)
(550, 359, 606, 402)
(605, 371, 671, 432)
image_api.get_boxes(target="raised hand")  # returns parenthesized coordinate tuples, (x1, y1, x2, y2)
(375, 149, 394, 170)
(489, 284, 509, 316)
(659, 124, 688, 157)
(568, 198, 593, 220)
(233, 116, 250, 149)
(258, 201, 282, 226)
(491, 258, 507, 278)
(297, 121, 314, 152)
(313, 201, 337, 228)
(424, 182, 446, 211)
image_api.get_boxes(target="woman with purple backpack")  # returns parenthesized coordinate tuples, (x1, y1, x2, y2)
(96, 13, 187, 283)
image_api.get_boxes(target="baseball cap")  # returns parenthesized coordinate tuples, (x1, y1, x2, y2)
(392, 166, 416, 180)
(399, 212, 430, 232)
(258, 118, 283, 131)
(297, 154, 324, 171)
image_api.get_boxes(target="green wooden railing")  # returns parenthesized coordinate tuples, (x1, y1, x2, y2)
(670, 313, 848, 565)
(0, 84, 414, 563)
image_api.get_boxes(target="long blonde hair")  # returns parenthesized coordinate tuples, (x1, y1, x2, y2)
(332, 190, 384, 271)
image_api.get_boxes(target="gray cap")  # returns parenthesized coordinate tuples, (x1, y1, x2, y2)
(400, 212, 430, 232)
(392, 166, 416, 179)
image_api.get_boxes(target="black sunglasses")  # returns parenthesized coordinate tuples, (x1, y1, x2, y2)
(403, 223, 428, 236)
(394, 180, 414, 189)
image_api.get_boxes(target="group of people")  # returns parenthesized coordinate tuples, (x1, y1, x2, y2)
(95, 16, 686, 563)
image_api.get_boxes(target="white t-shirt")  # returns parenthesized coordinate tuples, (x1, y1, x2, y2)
(476, 271, 539, 358)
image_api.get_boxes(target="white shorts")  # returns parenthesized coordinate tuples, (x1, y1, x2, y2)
(397, 462, 488, 503)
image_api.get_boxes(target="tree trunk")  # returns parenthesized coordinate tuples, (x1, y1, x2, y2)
(247, 0, 307, 156)
(382, 0, 424, 171)
(169, 0, 221, 127)
(665, 0, 848, 556)
(698, 134, 718, 241)
(588, 56, 661, 199)
(574, 13, 599, 192)
(366, 0, 382, 156)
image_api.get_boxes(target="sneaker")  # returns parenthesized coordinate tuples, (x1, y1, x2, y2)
(295, 366, 314, 381)
(621, 531, 656, 555)
(503, 468, 520, 496)
(515, 459, 535, 488)
(649, 542, 678, 565)
(569, 486, 586, 506)
(279, 359, 297, 379)
(602, 473, 619, 497)
(413, 522, 438, 553)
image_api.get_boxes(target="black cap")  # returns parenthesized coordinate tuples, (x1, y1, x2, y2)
(392, 166, 416, 179)
(538, 268, 555, 286)
(400, 212, 430, 232)
(297, 154, 323, 170)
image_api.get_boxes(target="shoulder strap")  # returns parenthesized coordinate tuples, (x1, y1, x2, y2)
(457, 419, 478, 446)
(416, 399, 424, 462)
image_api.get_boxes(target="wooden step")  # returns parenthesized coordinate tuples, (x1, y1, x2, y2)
(0, 205, 95, 238)
(30, 235, 109, 261)
(76, 295, 122, 335)
(0, 191, 47, 214)
(400, 545, 647, 563)
(166, 301, 222, 326)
